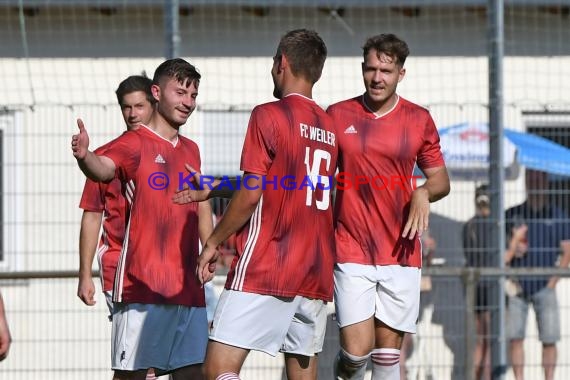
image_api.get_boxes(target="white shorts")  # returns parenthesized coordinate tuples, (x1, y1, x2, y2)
(104, 291, 114, 321)
(334, 263, 421, 333)
(204, 281, 220, 324)
(111, 303, 208, 372)
(210, 289, 328, 356)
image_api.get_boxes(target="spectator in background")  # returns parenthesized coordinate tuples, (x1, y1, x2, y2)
(505, 169, 570, 380)
(462, 184, 494, 380)
(0, 291, 11, 361)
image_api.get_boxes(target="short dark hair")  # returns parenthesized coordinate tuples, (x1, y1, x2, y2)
(277, 29, 327, 84)
(152, 58, 201, 88)
(475, 184, 490, 205)
(362, 34, 410, 66)
(115, 75, 154, 105)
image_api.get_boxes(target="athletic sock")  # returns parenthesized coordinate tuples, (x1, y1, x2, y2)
(371, 348, 400, 380)
(334, 348, 370, 380)
(216, 372, 240, 380)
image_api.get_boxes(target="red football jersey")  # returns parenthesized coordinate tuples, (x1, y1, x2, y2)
(78, 176, 127, 292)
(227, 94, 338, 301)
(328, 96, 445, 267)
(103, 126, 205, 307)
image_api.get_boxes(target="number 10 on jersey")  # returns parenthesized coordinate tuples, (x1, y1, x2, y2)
(304, 147, 332, 210)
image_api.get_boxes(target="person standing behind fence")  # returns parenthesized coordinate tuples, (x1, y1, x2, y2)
(505, 169, 570, 380)
(462, 184, 495, 380)
(327, 33, 450, 380)
(71, 58, 213, 380)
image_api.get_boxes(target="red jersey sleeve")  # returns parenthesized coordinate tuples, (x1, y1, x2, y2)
(78, 142, 116, 212)
(101, 131, 142, 181)
(240, 106, 278, 175)
(417, 114, 446, 170)
(78, 178, 106, 212)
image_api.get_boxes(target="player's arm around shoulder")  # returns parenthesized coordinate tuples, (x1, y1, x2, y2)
(197, 198, 214, 247)
(205, 172, 263, 247)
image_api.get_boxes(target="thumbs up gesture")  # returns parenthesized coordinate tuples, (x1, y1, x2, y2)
(71, 118, 90, 160)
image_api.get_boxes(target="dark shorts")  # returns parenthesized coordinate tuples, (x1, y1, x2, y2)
(474, 283, 492, 313)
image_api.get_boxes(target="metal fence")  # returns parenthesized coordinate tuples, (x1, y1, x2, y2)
(1, 267, 570, 380)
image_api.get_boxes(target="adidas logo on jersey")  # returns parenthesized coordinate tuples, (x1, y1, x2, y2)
(344, 125, 357, 134)
(154, 154, 166, 164)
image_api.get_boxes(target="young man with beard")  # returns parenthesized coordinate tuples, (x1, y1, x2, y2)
(77, 74, 158, 379)
(72, 59, 213, 380)
(328, 34, 450, 380)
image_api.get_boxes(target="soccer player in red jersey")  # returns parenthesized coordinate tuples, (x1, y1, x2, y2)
(175, 29, 337, 380)
(72, 59, 213, 380)
(77, 75, 154, 316)
(328, 34, 450, 380)
(77, 75, 159, 380)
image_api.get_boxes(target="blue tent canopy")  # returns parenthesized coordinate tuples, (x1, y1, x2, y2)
(436, 122, 570, 179)
(504, 129, 570, 177)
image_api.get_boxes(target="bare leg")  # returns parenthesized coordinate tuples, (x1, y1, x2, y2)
(475, 311, 491, 380)
(509, 339, 524, 380)
(171, 364, 204, 380)
(284, 353, 318, 380)
(370, 320, 404, 380)
(339, 317, 375, 356)
(542, 343, 556, 380)
(203, 341, 249, 380)
(335, 317, 375, 379)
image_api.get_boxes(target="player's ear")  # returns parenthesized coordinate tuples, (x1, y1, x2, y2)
(278, 54, 288, 73)
(151, 84, 161, 102)
(398, 67, 406, 83)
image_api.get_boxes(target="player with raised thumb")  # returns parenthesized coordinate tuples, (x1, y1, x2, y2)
(71, 118, 115, 182)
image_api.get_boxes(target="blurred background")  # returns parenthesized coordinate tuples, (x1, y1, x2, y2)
(1, 0, 570, 379)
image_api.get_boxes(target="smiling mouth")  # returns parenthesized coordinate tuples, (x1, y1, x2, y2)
(177, 109, 191, 117)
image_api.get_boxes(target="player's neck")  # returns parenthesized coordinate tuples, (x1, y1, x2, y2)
(148, 113, 180, 143)
(363, 93, 399, 117)
(281, 77, 313, 100)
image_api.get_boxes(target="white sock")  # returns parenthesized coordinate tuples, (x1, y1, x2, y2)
(371, 348, 400, 380)
(216, 373, 240, 380)
(334, 348, 370, 380)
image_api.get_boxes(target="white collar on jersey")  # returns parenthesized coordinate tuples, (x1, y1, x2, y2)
(284, 93, 316, 102)
(141, 124, 179, 147)
(362, 94, 400, 119)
